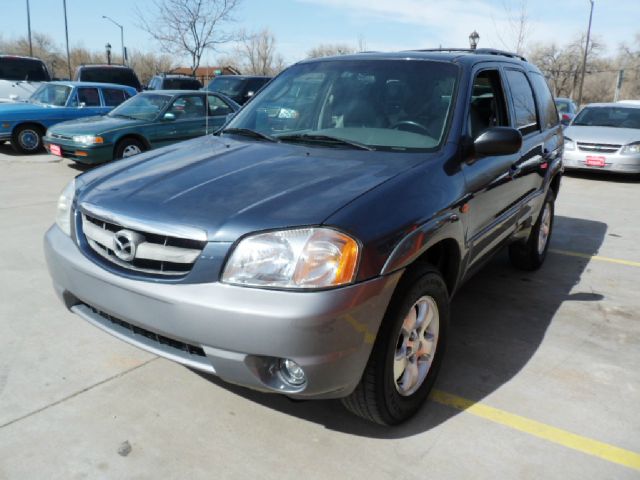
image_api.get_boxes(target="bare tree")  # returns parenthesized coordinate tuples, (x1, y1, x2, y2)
(494, 0, 532, 55)
(306, 43, 357, 58)
(127, 50, 176, 85)
(136, 0, 241, 75)
(234, 28, 285, 76)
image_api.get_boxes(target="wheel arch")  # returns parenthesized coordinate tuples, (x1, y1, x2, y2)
(12, 121, 47, 136)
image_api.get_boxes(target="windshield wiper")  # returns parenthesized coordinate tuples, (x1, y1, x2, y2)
(222, 127, 278, 142)
(276, 133, 374, 151)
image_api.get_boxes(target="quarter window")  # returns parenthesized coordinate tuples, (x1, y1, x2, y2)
(529, 73, 559, 129)
(504, 70, 538, 134)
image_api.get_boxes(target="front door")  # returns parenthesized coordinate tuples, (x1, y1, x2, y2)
(153, 94, 207, 148)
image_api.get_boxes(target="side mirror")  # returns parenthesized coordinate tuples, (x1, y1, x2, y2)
(163, 112, 176, 121)
(78, 102, 86, 108)
(474, 127, 522, 156)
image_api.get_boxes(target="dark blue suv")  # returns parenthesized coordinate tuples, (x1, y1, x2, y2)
(45, 48, 562, 425)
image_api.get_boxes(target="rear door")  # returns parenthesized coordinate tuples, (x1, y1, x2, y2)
(70, 87, 107, 117)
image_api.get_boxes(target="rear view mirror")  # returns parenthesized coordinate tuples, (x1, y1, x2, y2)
(474, 127, 522, 156)
(163, 112, 176, 121)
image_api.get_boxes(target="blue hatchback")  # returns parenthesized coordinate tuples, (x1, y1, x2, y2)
(0, 81, 136, 153)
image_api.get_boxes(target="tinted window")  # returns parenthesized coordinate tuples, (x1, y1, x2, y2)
(163, 78, 202, 90)
(102, 88, 127, 107)
(227, 60, 459, 151)
(573, 106, 640, 129)
(77, 87, 101, 106)
(207, 77, 245, 96)
(169, 95, 205, 118)
(79, 67, 141, 90)
(246, 78, 269, 93)
(530, 73, 559, 129)
(208, 95, 233, 116)
(505, 69, 538, 133)
(0, 57, 50, 81)
(469, 70, 509, 138)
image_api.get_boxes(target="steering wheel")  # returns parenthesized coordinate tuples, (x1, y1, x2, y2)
(390, 120, 431, 136)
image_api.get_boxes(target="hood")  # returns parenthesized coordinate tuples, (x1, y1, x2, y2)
(0, 80, 41, 103)
(50, 115, 145, 135)
(564, 125, 640, 146)
(0, 101, 46, 116)
(77, 135, 429, 241)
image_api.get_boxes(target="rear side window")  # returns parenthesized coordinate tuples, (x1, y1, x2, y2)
(0, 57, 50, 81)
(208, 95, 233, 116)
(529, 73, 559, 129)
(504, 69, 538, 134)
(77, 87, 101, 106)
(164, 78, 202, 90)
(102, 88, 127, 107)
(80, 67, 141, 90)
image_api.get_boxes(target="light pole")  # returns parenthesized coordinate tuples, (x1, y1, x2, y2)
(105, 43, 112, 65)
(577, 0, 595, 107)
(26, 0, 33, 57)
(469, 31, 480, 50)
(102, 16, 125, 65)
(63, 0, 71, 79)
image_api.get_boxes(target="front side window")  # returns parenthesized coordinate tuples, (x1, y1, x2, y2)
(226, 60, 459, 151)
(29, 84, 71, 106)
(168, 95, 206, 118)
(76, 88, 101, 107)
(504, 69, 539, 134)
(109, 93, 172, 121)
(468, 69, 509, 138)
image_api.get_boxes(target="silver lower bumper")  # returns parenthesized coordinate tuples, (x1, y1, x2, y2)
(563, 150, 640, 174)
(44, 225, 403, 399)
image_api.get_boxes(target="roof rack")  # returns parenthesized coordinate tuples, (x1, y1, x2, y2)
(409, 48, 526, 62)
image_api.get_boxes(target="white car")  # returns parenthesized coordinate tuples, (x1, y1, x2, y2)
(0, 55, 51, 103)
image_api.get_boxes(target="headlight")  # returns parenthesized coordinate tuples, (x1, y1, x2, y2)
(55, 179, 75, 236)
(222, 228, 359, 289)
(563, 137, 575, 151)
(72, 135, 104, 145)
(621, 142, 640, 155)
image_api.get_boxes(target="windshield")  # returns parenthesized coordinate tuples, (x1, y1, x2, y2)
(109, 93, 172, 121)
(29, 84, 72, 106)
(0, 57, 50, 81)
(572, 106, 640, 129)
(555, 100, 573, 114)
(225, 59, 458, 151)
(79, 67, 141, 89)
(207, 77, 245, 96)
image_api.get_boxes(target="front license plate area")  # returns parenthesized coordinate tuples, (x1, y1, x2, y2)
(50, 144, 62, 156)
(585, 155, 606, 167)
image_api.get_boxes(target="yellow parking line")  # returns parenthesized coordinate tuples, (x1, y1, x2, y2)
(430, 390, 640, 471)
(549, 249, 640, 268)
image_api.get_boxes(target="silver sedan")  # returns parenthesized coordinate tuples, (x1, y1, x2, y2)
(563, 102, 640, 174)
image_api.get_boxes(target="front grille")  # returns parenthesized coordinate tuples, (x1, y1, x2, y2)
(577, 142, 621, 153)
(84, 304, 206, 357)
(80, 212, 206, 276)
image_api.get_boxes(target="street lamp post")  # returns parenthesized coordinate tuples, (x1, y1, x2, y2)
(105, 43, 112, 65)
(469, 31, 480, 50)
(577, 0, 595, 107)
(26, 0, 33, 57)
(102, 15, 125, 65)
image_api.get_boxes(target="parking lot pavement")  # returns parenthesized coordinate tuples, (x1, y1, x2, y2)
(0, 150, 639, 479)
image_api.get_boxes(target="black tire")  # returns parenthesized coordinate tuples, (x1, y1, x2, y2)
(509, 192, 555, 271)
(342, 265, 449, 425)
(11, 124, 44, 154)
(114, 138, 145, 160)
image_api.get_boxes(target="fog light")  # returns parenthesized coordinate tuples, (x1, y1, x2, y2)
(278, 358, 306, 386)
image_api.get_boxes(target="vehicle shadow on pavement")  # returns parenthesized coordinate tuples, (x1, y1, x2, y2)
(563, 170, 640, 184)
(194, 215, 607, 438)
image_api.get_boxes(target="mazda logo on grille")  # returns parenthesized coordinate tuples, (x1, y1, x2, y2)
(113, 229, 144, 262)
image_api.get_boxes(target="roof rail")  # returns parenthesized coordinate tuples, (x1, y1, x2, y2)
(408, 48, 526, 62)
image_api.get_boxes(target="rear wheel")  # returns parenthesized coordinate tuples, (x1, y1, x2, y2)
(509, 192, 555, 270)
(342, 266, 449, 425)
(11, 124, 44, 154)
(115, 138, 145, 160)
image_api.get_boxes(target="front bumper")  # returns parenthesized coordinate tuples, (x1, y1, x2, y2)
(563, 149, 640, 174)
(43, 137, 114, 164)
(44, 225, 402, 399)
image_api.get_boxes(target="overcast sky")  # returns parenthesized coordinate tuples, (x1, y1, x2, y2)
(1, 0, 637, 65)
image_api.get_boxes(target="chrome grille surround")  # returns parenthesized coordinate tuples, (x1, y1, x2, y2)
(79, 206, 206, 276)
(577, 142, 621, 153)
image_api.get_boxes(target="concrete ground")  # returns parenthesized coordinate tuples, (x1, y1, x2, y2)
(1, 142, 639, 479)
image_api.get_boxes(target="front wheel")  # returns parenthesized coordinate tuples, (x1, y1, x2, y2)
(11, 124, 44, 154)
(115, 138, 145, 160)
(342, 266, 449, 425)
(509, 192, 555, 270)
